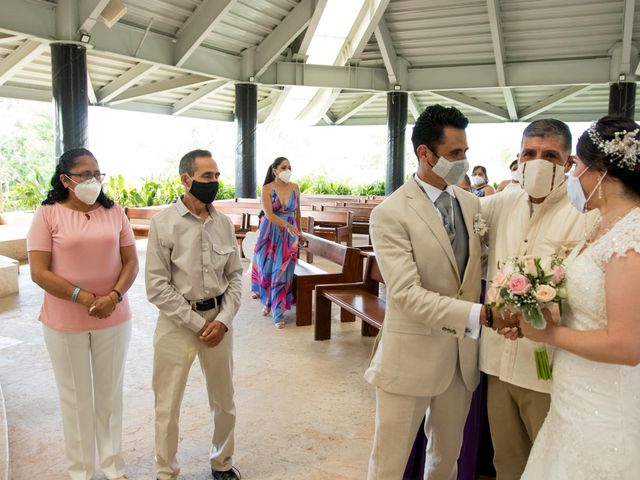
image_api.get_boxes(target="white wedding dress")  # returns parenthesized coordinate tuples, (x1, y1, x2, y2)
(522, 208, 640, 480)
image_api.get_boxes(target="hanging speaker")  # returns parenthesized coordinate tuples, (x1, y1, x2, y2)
(99, 0, 128, 29)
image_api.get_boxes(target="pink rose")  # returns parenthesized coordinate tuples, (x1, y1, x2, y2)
(549, 265, 566, 285)
(534, 285, 557, 303)
(508, 274, 531, 295)
(523, 255, 537, 276)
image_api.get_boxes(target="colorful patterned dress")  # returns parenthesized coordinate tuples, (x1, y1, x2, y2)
(251, 188, 299, 323)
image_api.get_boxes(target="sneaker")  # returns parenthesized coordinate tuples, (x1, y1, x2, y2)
(212, 466, 241, 480)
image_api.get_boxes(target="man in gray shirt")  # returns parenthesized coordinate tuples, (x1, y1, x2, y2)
(145, 149, 242, 480)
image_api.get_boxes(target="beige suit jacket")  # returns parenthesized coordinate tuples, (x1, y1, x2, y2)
(364, 179, 482, 398)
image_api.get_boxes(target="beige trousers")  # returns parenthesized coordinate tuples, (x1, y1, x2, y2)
(368, 366, 472, 480)
(43, 320, 131, 480)
(487, 375, 551, 480)
(153, 307, 235, 480)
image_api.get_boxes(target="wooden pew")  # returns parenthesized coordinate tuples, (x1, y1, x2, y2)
(124, 206, 165, 237)
(314, 253, 385, 340)
(310, 210, 352, 246)
(293, 233, 363, 326)
(321, 204, 373, 236)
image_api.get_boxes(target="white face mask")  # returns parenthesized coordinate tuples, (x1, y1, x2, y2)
(472, 175, 485, 186)
(431, 156, 469, 186)
(510, 170, 520, 182)
(567, 168, 607, 213)
(67, 177, 102, 205)
(278, 170, 292, 183)
(521, 159, 566, 199)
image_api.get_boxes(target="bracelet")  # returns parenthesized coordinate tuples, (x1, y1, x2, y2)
(485, 306, 494, 328)
(111, 289, 123, 303)
(71, 287, 81, 303)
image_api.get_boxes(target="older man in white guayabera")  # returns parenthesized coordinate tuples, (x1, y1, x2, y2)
(479, 119, 598, 480)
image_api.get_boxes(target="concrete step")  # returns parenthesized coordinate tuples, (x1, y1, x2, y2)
(0, 256, 19, 297)
(0, 226, 27, 262)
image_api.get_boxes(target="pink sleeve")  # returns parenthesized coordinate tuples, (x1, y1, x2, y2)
(26, 206, 53, 252)
(117, 205, 136, 247)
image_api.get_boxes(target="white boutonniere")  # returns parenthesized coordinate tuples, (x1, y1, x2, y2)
(473, 213, 488, 235)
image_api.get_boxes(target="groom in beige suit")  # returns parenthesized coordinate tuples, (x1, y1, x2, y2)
(366, 105, 497, 479)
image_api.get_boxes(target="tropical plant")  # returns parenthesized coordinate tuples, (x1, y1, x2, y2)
(295, 174, 385, 196)
(3, 169, 49, 211)
(103, 175, 235, 206)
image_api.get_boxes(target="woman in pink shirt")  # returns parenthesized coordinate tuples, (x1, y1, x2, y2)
(27, 148, 138, 480)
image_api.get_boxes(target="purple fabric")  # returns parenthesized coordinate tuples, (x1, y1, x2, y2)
(402, 374, 495, 480)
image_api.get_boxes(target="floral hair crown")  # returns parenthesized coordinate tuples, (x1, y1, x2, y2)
(587, 122, 640, 171)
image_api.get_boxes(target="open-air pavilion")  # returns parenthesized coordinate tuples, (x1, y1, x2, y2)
(0, 1, 639, 479)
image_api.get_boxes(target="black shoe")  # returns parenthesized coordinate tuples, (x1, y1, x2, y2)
(212, 466, 241, 480)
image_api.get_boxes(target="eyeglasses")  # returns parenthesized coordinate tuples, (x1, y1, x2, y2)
(66, 172, 106, 182)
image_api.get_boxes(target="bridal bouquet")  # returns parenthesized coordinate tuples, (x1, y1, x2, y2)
(486, 252, 568, 380)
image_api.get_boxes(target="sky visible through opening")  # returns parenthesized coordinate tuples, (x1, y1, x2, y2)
(1, 99, 591, 189)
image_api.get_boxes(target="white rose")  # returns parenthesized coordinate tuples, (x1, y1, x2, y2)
(534, 285, 557, 304)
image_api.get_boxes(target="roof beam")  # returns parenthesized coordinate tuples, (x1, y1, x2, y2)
(408, 93, 421, 120)
(486, 0, 518, 120)
(322, 113, 335, 125)
(86, 70, 97, 104)
(0, 39, 45, 86)
(174, 0, 236, 67)
(109, 74, 213, 104)
(96, 63, 159, 103)
(335, 93, 383, 124)
(79, 0, 111, 33)
(519, 85, 593, 121)
(297, 87, 342, 124)
(374, 17, 398, 85)
(345, 0, 391, 61)
(0, 85, 51, 102)
(171, 79, 228, 115)
(263, 61, 389, 91)
(254, 0, 314, 78)
(0, 34, 23, 44)
(407, 57, 611, 90)
(429, 91, 509, 121)
(620, 0, 635, 75)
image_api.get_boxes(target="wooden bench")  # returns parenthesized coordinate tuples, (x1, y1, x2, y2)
(293, 233, 363, 326)
(314, 253, 385, 340)
(310, 210, 352, 246)
(124, 206, 164, 237)
(322, 204, 373, 236)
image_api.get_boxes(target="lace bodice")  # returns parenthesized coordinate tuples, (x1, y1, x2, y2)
(564, 208, 640, 331)
(522, 208, 640, 480)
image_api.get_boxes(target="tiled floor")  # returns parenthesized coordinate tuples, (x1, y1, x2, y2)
(0, 239, 377, 479)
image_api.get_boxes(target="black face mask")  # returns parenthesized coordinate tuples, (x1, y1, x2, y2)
(189, 179, 218, 204)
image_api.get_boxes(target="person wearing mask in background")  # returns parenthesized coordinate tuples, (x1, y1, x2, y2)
(497, 158, 523, 193)
(365, 104, 511, 480)
(145, 149, 242, 480)
(250, 156, 302, 329)
(471, 165, 495, 197)
(27, 148, 138, 480)
(479, 119, 598, 480)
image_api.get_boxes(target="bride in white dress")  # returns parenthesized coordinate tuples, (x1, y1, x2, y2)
(518, 116, 640, 480)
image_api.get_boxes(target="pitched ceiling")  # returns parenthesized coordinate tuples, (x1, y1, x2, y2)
(0, 0, 638, 125)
